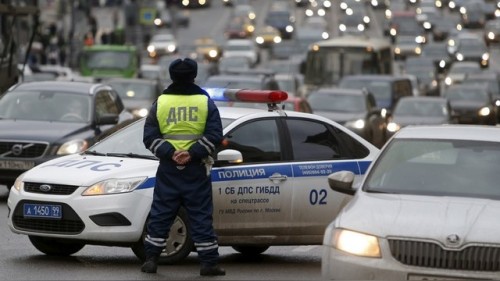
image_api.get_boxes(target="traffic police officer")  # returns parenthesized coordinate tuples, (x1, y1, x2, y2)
(141, 58, 225, 276)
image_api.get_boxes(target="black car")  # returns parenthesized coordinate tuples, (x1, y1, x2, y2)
(105, 78, 163, 119)
(454, 37, 490, 68)
(264, 9, 295, 39)
(338, 75, 414, 112)
(421, 42, 453, 73)
(0, 81, 134, 189)
(484, 19, 500, 46)
(444, 84, 498, 125)
(307, 87, 388, 148)
(203, 70, 280, 91)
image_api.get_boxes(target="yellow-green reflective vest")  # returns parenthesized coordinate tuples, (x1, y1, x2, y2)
(157, 94, 208, 151)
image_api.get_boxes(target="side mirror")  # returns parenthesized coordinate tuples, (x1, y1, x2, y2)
(327, 171, 356, 195)
(216, 149, 243, 164)
(96, 113, 119, 125)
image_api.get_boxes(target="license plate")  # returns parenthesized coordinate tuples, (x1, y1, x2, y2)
(0, 160, 35, 170)
(23, 203, 62, 219)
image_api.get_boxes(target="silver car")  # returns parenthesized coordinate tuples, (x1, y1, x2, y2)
(322, 125, 500, 280)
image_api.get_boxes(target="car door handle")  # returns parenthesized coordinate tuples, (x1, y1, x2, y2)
(269, 173, 287, 183)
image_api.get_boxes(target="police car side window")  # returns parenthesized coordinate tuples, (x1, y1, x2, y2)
(286, 119, 369, 160)
(221, 119, 281, 163)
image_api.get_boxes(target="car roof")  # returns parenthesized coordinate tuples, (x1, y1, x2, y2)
(395, 125, 500, 142)
(9, 81, 109, 95)
(313, 87, 367, 96)
(341, 74, 407, 81)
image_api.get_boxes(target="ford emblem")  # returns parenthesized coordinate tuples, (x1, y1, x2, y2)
(39, 184, 52, 192)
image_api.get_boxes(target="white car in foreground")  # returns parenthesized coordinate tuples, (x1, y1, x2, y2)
(8, 89, 379, 264)
(322, 125, 500, 280)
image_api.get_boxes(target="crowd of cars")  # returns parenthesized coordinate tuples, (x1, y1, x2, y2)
(3, 0, 500, 279)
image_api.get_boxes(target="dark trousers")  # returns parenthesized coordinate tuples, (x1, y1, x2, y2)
(144, 161, 219, 267)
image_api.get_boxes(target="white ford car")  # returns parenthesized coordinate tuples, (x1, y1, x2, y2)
(8, 89, 379, 264)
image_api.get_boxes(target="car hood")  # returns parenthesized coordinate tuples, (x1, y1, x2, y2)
(0, 119, 91, 142)
(449, 100, 485, 110)
(23, 154, 158, 187)
(338, 193, 500, 244)
(392, 116, 448, 126)
(122, 99, 154, 110)
(314, 110, 364, 123)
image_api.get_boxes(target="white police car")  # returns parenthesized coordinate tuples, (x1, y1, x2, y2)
(8, 89, 379, 264)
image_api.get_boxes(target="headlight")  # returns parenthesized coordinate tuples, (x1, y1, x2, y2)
(363, 16, 370, 24)
(448, 39, 455, 47)
(305, 9, 313, 16)
(339, 24, 346, 31)
(460, 7, 466, 14)
(273, 36, 282, 43)
(423, 21, 431, 29)
(345, 119, 365, 129)
(449, 1, 456, 9)
(132, 108, 149, 118)
(482, 53, 490, 60)
(394, 47, 401, 54)
(456, 53, 464, 61)
(488, 32, 495, 40)
(256, 36, 264, 44)
(479, 107, 491, 116)
(415, 47, 421, 55)
(167, 44, 176, 52)
(57, 139, 88, 155)
(333, 229, 381, 258)
(13, 172, 27, 191)
(82, 177, 147, 196)
(318, 8, 326, 16)
(154, 18, 162, 26)
(439, 60, 446, 68)
(323, 0, 332, 8)
(387, 122, 400, 133)
(390, 28, 397, 36)
(445, 76, 452, 85)
(357, 24, 365, 31)
(385, 9, 392, 19)
(286, 25, 294, 32)
(147, 45, 155, 53)
(208, 49, 218, 58)
(322, 31, 329, 39)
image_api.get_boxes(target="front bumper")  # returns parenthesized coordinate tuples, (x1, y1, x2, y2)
(8, 185, 151, 243)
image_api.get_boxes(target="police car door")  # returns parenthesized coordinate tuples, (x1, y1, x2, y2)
(283, 117, 373, 243)
(211, 117, 293, 237)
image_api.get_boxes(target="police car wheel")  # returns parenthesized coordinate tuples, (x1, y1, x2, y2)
(131, 208, 194, 264)
(28, 236, 85, 256)
(232, 246, 269, 255)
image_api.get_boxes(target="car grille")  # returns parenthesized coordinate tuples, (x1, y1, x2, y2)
(24, 182, 80, 195)
(0, 141, 48, 159)
(12, 200, 85, 234)
(389, 239, 500, 271)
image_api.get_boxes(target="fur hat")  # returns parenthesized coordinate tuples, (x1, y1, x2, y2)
(169, 58, 197, 82)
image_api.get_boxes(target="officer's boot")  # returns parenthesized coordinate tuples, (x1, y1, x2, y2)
(200, 265, 226, 276)
(141, 255, 159, 273)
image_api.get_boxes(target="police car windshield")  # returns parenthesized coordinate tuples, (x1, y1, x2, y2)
(86, 117, 236, 155)
(85, 119, 155, 156)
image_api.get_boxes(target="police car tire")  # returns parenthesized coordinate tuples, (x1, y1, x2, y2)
(131, 208, 194, 264)
(28, 236, 85, 256)
(232, 245, 269, 255)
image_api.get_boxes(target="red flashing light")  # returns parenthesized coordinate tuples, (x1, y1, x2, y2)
(234, 89, 288, 103)
(206, 88, 288, 103)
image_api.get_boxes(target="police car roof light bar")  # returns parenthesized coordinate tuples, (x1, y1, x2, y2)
(205, 88, 288, 103)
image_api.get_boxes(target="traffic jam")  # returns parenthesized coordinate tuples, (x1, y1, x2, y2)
(2, 0, 500, 280)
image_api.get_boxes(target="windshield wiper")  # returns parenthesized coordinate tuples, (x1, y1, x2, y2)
(84, 150, 107, 156)
(105, 152, 158, 160)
